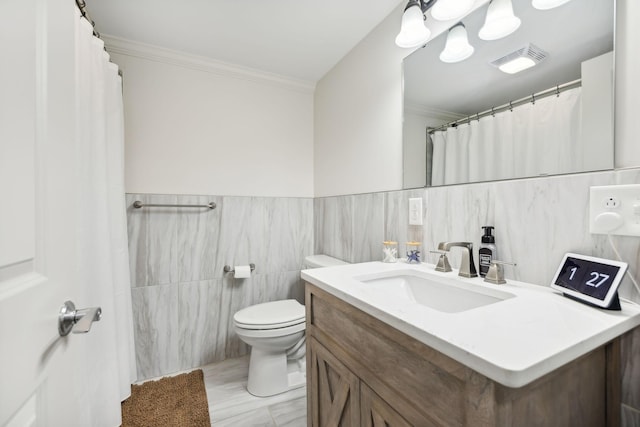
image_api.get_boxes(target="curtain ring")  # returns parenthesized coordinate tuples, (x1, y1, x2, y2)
(509, 101, 513, 112)
(491, 107, 495, 117)
(531, 93, 536, 105)
(556, 85, 560, 97)
(476, 113, 480, 121)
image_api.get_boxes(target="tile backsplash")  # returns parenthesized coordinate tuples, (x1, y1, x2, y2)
(314, 167, 640, 421)
(126, 194, 313, 380)
(126, 169, 640, 422)
(315, 169, 640, 302)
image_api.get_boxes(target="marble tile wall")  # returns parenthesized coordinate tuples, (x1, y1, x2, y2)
(127, 194, 313, 380)
(314, 168, 640, 422)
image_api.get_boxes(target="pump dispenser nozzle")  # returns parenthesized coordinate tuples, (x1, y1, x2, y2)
(481, 226, 495, 243)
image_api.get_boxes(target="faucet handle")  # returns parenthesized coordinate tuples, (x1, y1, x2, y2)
(484, 260, 517, 285)
(429, 250, 452, 272)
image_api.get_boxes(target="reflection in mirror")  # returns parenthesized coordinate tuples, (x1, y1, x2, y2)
(402, 0, 614, 188)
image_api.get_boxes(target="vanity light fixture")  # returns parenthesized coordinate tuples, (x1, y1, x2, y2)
(430, 0, 475, 22)
(491, 43, 548, 74)
(395, 0, 437, 48)
(532, 0, 572, 10)
(478, 0, 521, 41)
(439, 23, 474, 63)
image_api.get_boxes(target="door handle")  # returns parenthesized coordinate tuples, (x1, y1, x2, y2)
(58, 300, 102, 337)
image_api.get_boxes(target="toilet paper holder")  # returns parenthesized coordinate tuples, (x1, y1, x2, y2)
(223, 263, 256, 274)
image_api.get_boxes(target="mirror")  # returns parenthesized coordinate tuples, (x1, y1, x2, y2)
(402, 0, 614, 188)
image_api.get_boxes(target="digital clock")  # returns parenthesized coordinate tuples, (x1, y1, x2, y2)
(550, 253, 627, 310)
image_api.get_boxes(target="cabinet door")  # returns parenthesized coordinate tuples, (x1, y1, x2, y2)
(309, 337, 360, 426)
(361, 383, 413, 427)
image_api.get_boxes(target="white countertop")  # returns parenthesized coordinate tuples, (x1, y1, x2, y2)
(301, 261, 640, 388)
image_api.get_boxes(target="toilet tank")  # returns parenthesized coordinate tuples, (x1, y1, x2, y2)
(304, 255, 349, 269)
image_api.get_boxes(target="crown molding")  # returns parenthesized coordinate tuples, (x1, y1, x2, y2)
(102, 35, 316, 94)
(404, 102, 465, 121)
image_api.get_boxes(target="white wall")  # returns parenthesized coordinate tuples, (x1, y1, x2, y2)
(315, 0, 640, 197)
(313, 2, 408, 197)
(614, 0, 640, 169)
(107, 38, 315, 197)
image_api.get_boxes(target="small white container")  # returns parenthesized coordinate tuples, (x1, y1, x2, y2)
(405, 241, 422, 264)
(382, 241, 398, 263)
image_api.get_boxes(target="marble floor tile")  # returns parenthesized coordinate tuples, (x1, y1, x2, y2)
(202, 356, 306, 424)
(268, 397, 307, 427)
(212, 407, 276, 427)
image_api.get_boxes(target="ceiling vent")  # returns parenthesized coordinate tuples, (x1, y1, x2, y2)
(490, 44, 548, 74)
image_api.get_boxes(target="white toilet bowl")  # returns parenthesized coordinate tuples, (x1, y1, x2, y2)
(234, 299, 306, 397)
(233, 255, 349, 397)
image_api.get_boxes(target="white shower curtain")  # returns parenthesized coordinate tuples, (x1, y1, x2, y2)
(74, 9, 136, 426)
(431, 87, 582, 186)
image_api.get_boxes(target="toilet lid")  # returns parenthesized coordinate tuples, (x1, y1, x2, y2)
(234, 299, 305, 329)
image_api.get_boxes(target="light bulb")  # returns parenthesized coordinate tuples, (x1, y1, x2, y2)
(396, 4, 431, 48)
(532, 0, 572, 10)
(479, 0, 521, 41)
(431, 0, 475, 22)
(439, 24, 474, 63)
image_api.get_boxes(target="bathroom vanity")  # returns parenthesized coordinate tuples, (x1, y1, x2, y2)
(302, 262, 640, 427)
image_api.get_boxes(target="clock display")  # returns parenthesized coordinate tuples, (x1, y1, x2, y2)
(555, 257, 621, 300)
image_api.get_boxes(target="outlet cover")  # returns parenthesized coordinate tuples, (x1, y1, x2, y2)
(589, 184, 640, 236)
(409, 198, 423, 225)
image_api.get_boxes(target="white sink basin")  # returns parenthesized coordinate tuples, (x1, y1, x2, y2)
(302, 261, 640, 387)
(356, 269, 515, 313)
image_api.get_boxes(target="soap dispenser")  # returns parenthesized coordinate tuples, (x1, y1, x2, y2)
(479, 226, 497, 277)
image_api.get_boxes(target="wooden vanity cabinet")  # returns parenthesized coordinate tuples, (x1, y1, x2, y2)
(305, 283, 621, 427)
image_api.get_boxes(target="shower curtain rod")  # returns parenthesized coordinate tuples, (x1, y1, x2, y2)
(74, 0, 123, 77)
(427, 79, 582, 134)
(75, 0, 99, 38)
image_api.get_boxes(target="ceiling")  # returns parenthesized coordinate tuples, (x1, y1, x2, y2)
(404, 0, 614, 116)
(86, 0, 405, 83)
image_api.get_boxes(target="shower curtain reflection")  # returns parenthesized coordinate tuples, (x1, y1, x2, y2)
(430, 87, 584, 186)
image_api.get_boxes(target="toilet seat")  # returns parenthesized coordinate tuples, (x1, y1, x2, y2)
(235, 321, 305, 338)
(233, 299, 305, 330)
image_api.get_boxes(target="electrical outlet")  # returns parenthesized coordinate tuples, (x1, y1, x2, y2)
(409, 198, 423, 225)
(589, 185, 640, 236)
(603, 196, 620, 209)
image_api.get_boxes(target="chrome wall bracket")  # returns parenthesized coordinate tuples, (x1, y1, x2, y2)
(223, 264, 256, 274)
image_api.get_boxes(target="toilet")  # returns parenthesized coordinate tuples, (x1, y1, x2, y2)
(233, 254, 348, 397)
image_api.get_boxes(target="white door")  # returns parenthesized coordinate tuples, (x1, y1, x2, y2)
(0, 0, 94, 425)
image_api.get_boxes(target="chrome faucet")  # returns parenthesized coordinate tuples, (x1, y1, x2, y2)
(437, 242, 478, 278)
